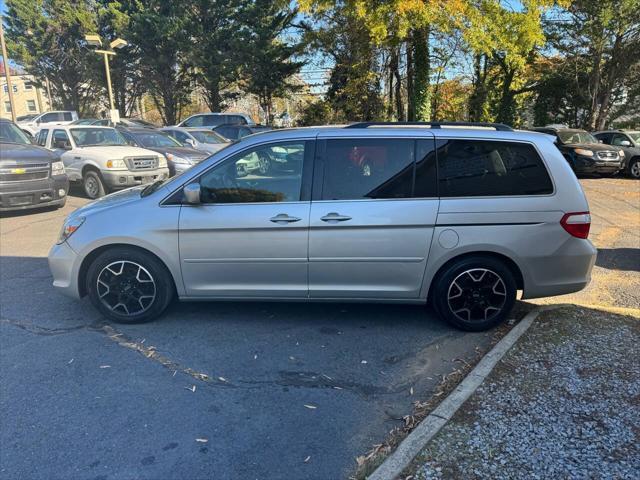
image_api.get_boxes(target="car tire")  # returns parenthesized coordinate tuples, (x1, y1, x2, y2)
(628, 157, 640, 179)
(86, 247, 175, 324)
(83, 170, 108, 199)
(432, 256, 517, 332)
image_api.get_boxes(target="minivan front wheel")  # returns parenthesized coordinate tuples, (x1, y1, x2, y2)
(433, 257, 516, 331)
(86, 247, 174, 323)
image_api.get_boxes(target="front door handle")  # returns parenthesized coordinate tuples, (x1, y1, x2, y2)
(320, 212, 352, 223)
(270, 213, 301, 224)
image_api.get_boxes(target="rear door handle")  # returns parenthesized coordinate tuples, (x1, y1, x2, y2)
(270, 214, 301, 224)
(320, 212, 352, 223)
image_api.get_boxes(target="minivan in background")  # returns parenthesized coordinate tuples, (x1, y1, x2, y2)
(48, 122, 596, 331)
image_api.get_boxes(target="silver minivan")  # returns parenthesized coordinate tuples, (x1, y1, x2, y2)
(48, 123, 597, 331)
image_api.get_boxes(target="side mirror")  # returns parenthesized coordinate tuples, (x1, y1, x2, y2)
(184, 138, 196, 148)
(620, 140, 631, 147)
(183, 183, 201, 204)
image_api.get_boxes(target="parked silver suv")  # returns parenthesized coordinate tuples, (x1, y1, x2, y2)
(48, 123, 597, 331)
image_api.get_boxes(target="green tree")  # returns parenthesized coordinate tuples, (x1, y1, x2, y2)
(239, 0, 305, 124)
(4, 0, 99, 113)
(186, 0, 243, 111)
(125, 0, 193, 125)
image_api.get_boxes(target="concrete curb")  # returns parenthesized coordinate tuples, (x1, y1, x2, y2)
(367, 308, 542, 480)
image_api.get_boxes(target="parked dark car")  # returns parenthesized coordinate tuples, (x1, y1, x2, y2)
(212, 124, 273, 141)
(117, 127, 209, 176)
(531, 126, 624, 175)
(592, 129, 640, 179)
(0, 118, 69, 212)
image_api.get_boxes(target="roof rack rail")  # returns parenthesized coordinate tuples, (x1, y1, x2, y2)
(344, 121, 513, 132)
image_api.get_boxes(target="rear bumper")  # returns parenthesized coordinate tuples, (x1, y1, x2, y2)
(102, 168, 170, 189)
(521, 238, 597, 299)
(0, 175, 69, 212)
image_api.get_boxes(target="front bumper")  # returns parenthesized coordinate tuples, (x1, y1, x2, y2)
(572, 155, 623, 174)
(48, 240, 82, 299)
(102, 168, 170, 189)
(0, 175, 69, 212)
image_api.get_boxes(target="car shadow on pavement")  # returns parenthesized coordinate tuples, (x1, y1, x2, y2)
(596, 247, 640, 272)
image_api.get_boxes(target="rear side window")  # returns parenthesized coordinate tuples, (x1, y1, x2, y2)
(63, 112, 73, 121)
(321, 139, 414, 200)
(437, 139, 553, 197)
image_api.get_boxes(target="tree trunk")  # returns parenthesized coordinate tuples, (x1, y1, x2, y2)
(387, 49, 396, 120)
(412, 26, 431, 122)
(496, 66, 516, 125)
(406, 42, 414, 121)
(469, 54, 487, 122)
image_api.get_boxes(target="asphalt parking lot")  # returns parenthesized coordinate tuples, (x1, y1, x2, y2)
(1, 178, 638, 480)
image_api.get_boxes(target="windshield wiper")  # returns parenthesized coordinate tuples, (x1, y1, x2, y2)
(140, 180, 164, 198)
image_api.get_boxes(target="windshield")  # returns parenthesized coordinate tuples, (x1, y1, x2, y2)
(70, 128, 128, 147)
(190, 130, 227, 144)
(627, 132, 640, 143)
(72, 119, 99, 125)
(557, 131, 598, 144)
(0, 122, 31, 144)
(133, 131, 181, 148)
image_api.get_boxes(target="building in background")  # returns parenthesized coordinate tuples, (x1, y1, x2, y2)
(0, 62, 50, 120)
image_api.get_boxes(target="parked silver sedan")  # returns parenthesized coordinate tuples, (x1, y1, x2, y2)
(161, 127, 230, 155)
(49, 123, 596, 331)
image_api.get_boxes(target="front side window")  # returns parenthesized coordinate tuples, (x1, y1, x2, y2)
(70, 128, 127, 147)
(198, 141, 307, 204)
(41, 112, 63, 122)
(611, 134, 630, 146)
(36, 129, 49, 146)
(557, 131, 597, 144)
(182, 115, 204, 127)
(52, 129, 70, 149)
(437, 139, 553, 197)
(191, 130, 226, 144)
(321, 139, 414, 200)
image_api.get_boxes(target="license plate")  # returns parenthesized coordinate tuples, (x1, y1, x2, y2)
(9, 195, 33, 206)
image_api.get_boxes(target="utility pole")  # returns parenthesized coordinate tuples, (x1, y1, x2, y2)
(0, 17, 17, 122)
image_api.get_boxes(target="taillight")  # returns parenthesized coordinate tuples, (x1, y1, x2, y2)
(560, 212, 591, 239)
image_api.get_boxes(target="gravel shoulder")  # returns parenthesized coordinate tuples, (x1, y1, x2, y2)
(402, 305, 640, 480)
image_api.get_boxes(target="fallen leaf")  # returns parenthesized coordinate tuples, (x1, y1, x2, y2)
(99, 365, 111, 369)
(218, 377, 227, 383)
(172, 370, 177, 377)
(185, 385, 196, 392)
(195, 438, 208, 443)
(304, 456, 311, 463)
(356, 455, 366, 466)
(254, 354, 258, 360)
(67, 358, 74, 364)
(304, 404, 317, 409)
(361, 360, 367, 364)
(410, 387, 414, 395)
(333, 386, 343, 390)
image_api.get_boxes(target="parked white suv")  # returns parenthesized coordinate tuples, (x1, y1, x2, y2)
(18, 110, 78, 136)
(36, 126, 169, 199)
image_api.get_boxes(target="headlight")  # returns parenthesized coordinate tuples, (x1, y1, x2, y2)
(619, 150, 625, 158)
(574, 148, 594, 157)
(106, 159, 127, 169)
(165, 153, 191, 165)
(57, 216, 85, 244)
(51, 161, 65, 175)
(158, 155, 168, 168)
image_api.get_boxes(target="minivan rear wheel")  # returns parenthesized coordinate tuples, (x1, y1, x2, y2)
(86, 247, 174, 323)
(432, 256, 516, 331)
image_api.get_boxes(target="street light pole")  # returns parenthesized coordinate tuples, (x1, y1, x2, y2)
(85, 35, 127, 122)
(0, 17, 17, 122)
(96, 49, 116, 111)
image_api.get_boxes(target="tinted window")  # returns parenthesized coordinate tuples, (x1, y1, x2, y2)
(41, 112, 63, 122)
(52, 129, 70, 148)
(36, 129, 49, 146)
(63, 112, 73, 121)
(611, 134, 629, 146)
(215, 126, 239, 139)
(437, 140, 553, 197)
(199, 142, 307, 204)
(321, 139, 414, 200)
(414, 139, 438, 197)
